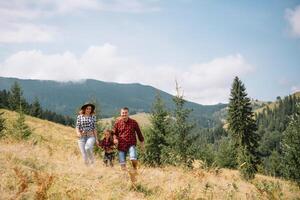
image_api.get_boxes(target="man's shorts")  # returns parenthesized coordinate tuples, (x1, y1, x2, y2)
(118, 145, 137, 165)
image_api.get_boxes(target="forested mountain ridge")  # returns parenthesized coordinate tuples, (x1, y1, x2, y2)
(0, 77, 226, 127)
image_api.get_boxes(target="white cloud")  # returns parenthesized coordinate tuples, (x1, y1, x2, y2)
(0, 23, 57, 43)
(0, 44, 254, 104)
(285, 5, 300, 37)
(291, 85, 300, 93)
(97, 0, 161, 13)
(0, 0, 160, 43)
(54, 0, 160, 14)
(179, 54, 254, 104)
(0, 1, 58, 44)
(0, 0, 160, 19)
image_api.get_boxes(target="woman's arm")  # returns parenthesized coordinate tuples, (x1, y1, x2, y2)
(92, 115, 99, 145)
(76, 127, 82, 138)
(75, 115, 82, 138)
(94, 129, 99, 145)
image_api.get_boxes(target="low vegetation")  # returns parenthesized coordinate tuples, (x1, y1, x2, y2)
(0, 109, 299, 199)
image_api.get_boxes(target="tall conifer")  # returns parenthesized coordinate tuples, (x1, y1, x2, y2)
(227, 77, 260, 180)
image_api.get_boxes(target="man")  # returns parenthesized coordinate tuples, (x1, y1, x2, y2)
(113, 107, 144, 175)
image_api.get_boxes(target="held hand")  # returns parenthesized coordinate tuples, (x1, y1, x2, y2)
(96, 140, 100, 146)
(113, 138, 118, 145)
(77, 131, 82, 138)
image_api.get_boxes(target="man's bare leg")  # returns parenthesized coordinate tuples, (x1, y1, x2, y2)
(131, 160, 138, 170)
(129, 160, 138, 183)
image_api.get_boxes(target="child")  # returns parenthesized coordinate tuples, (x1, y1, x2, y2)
(98, 130, 115, 167)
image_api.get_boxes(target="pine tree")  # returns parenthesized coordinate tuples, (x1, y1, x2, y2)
(143, 92, 170, 166)
(0, 111, 6, 138)
(263, 150, 283, 177)
(256, 94, 300, 177)
(8, 82, 23, 111)
(227, 77, 260, 180)
(0, 90, 10, 109)
(8, 82, 28, 112)
(170, 81, 197, 167)
(30, 97, 42, 118)
(216, 136, 237, 168)
(282, 103, 300, 185)
(13, 107, 32, 140)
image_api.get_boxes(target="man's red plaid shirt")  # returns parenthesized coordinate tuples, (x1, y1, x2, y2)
(113, 118, 144, 152)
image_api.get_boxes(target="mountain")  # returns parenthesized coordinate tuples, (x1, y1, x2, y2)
(0, 77, 226, 127)
(213, 99, 270, 124)
(1, 109, 299, 199)
(254, 91, 300, 114)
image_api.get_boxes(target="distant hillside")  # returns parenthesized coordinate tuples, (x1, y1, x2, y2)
(215, 91, 300, 124)
(255, 91, 300, 114)
(213, 99, 269, 124)
(1, 109, 299, 199)
(0, 77, 226, 127)
(100, 112, 151, 128)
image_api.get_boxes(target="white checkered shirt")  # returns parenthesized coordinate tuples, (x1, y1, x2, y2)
(76, 115, 96, 132)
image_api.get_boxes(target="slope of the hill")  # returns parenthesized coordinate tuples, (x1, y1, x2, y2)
(100, 112, 151, 128)
(254, 91, 300, 114)
(219, 92, 300, 128)
(0, 109, 299, 200)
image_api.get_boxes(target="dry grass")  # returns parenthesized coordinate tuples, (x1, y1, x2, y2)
(33, 170, 54, 200)
(12, 167, 29, 199)
(0, 109, 299, 200)
(100, 112, 151, 128)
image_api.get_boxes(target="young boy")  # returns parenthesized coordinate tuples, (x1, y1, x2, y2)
(98, 130, 115, 167)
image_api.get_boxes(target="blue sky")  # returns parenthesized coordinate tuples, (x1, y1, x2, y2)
(0, 0, 299, 104)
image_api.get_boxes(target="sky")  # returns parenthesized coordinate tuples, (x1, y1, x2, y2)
(0, 0, 299, 105)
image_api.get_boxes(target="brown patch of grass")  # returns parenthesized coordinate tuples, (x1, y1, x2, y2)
(193, 169, 206, 180)
(33, 170, 55, 200)
(12, 167, 29, 199)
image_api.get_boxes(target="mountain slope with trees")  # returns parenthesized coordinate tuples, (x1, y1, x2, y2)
(0, 81, 74, 126)
(0, 77, 226, 127)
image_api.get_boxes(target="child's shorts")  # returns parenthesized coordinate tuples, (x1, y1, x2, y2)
(104, 152, 114, 162)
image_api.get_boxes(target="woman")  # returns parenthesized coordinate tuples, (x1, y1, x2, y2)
(76, 103, 99, 165)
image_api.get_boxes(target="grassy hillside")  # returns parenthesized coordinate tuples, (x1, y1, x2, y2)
(0, 109, 299, 200)
(100, 112, 151, 128)
(254, 92, 300, 114)
(221, 92, 300, 129)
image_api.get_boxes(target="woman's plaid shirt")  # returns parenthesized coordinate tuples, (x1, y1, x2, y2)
(76, 115, 96, 132)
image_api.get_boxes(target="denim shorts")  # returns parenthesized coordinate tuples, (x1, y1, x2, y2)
(118, 145, 137, 164)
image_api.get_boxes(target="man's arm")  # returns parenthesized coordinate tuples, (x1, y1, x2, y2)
(135, 122, 144, 142)
(135, 122, 145, 151)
